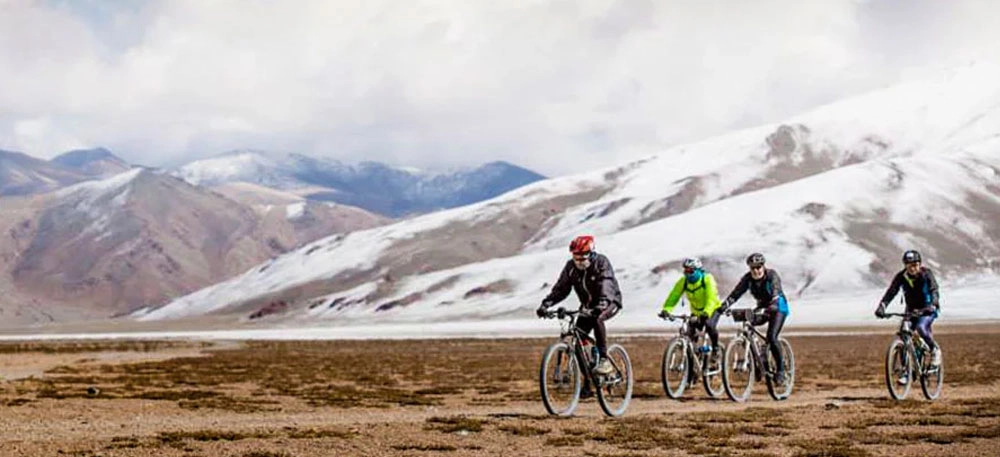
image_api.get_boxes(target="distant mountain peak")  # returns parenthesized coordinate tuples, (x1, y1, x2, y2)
(173, 153, 547, 217)
(51, 147, 131, 178)
(1, 149, 89, 196)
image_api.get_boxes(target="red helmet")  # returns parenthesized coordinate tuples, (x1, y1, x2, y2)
(569, 235, 594, 255)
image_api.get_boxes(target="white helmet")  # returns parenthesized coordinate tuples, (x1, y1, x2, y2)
(682, 257, 703, 270)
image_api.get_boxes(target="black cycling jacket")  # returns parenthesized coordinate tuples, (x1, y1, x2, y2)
(879, 267, 940, 313)
(723, 268, 787, 311)
(542, 252, 622, 310)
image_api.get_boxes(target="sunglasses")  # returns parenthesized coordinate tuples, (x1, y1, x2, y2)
(749, 265, 764, 271)
(683, 267, 695, 274)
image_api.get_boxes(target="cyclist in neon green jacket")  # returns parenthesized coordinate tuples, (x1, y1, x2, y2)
(657, 258, 724, 364)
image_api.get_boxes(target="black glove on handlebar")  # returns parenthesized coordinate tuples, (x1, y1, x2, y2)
(536, 304, 548, 318)
(719, 299, 731, 315)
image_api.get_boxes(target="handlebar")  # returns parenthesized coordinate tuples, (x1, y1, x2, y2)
(881, 311, 921, 319)
(659, 313, 691, 322)
(542, 308, 581, 320)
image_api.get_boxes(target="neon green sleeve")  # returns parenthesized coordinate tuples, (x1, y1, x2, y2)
(661, 277, 686, 313)
(706, 273, 720, 304)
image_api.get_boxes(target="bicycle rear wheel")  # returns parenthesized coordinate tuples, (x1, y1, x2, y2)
(921, 349, 943, 401)
(766, 338, 794, 401)
(540, 342, 582, 416)
(723, 337, 753, 403)
(596, 344, 633, 417)
(885, 339, 912, 401)
(661, 338, 689, 399)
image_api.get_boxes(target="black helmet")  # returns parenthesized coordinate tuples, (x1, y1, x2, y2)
(902, 250, 922, 264)
(746, 252, 766, 268)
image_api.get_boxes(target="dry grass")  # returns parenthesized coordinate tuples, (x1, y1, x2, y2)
(390, 443, 457, 452)
(544, 435, 585, 447)
(498, 423, 550, 436)
(1, 331, 999, 456)
(0, 340, 208, 354)
(424, 415, 489, 433)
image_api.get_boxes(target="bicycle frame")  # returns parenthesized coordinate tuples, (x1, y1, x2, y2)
(887, 312, 931, 375)
(733, 318, 771, 375)
(665, 315, 714, 377)
(553, 309, 614, 384)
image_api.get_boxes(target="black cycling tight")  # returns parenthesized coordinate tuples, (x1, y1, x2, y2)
(766, 310, 787, 373)
(687, 312, 722, 349)
(576, 305, 620, 357)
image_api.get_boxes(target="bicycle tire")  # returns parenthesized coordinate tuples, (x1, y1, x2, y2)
(539, 342, 582, 416)
(596, 344, 633, 417)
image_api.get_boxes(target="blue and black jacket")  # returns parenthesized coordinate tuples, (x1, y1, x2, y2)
(722, 268, 789, 314)
(879, 267, 940, 313)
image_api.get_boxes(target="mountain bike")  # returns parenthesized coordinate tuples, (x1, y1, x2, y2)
(721, 308, 795, 402)
(538, 307, 633, 417)
(659, 313, 725, 399)
(881, 311, 943, 401)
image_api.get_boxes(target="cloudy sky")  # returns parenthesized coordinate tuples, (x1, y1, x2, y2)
(1, 0, 998, 175)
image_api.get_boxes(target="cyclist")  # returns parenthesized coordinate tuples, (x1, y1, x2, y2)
(720, 252, 790, 385)
(537, 235, 623, 376)
(875, 250, 941, 369)
(657, 257, 724, 365)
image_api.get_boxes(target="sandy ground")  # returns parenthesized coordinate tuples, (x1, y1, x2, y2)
(0, 327, 997, 457)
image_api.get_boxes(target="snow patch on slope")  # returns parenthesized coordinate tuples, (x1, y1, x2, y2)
(285, 202, 306, 220)
(145, 62, 1000, 325)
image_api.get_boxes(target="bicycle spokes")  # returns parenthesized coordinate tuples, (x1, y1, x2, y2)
(540, 343, 581, 416)
(885, 339, 913, 401)
(765, 339, 794, 401)
(661, 339, 689, 399)
(920, 349, 943, 400)
(596, 344, 633, 417)
(723, 337, 754, 403)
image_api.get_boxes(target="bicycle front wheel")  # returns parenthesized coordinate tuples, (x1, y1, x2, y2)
(885, 338, 912, 401)
(540, 342, 582, 416)
(921, 348, 943, 401)
(723, 337, 754, 403)
(766, 338, 794, 401)
(596, 344, 633, 417)
(661, 338, 689, 399)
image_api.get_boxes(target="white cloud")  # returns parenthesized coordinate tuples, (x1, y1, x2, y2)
(1, 0, 998, 175)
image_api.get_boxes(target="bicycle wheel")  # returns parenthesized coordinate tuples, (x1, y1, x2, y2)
(766, 338, 794, 401)
(539, 342, 582, 416)
(920, 348, 943, 401)
(661, 338, 689, 399)
(885, 339, 912, 401)
(596, 344, 633, 417)
(723, 337, 754, 403)
(702, 346, 725, 399)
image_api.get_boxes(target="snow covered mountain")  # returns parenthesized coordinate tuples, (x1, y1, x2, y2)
(143, 62, 1000, 326)
(1, 147, 132, 197)
(175, 153, 546, 217)
(175, 151, 298, 189)
(0, 169, 388, 324)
